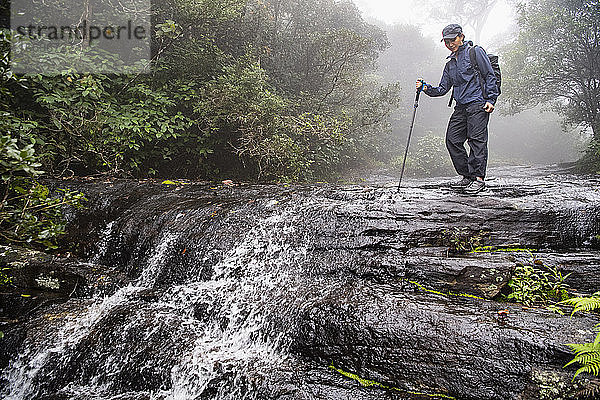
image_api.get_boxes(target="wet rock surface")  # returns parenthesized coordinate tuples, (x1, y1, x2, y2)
(0, 246, 128, 374)
(1, 165, 600, 400)
(293, 285, 595, 399)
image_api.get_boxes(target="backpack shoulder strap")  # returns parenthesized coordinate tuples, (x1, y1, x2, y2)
(469, 45, 479, 71)
(469, 45, 487, 98)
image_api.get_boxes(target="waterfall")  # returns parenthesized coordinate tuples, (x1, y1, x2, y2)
(2, 198, 320, 400)
(3, 166, 600, 400)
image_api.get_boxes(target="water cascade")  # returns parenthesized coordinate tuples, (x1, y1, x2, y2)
(2, 166, 600, 399)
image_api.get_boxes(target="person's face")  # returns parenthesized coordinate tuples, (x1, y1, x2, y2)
(444, 35, 463, 52)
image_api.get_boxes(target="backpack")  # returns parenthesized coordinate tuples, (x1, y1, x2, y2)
(447, 44, 502, 107)
(469, 45, 502, 97)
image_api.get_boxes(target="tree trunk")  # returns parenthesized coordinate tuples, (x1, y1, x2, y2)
(593, 114, 600, 142)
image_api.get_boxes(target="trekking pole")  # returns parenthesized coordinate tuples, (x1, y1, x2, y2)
(397, 81, 424, 191)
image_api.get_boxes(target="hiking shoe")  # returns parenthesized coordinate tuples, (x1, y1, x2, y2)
(450, 177, 473, 189)
(464, 179, 486, 195)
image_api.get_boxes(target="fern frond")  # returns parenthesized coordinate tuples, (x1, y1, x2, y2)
(567, 351, 600, 366)
(576, 378, 600, 399)
(594, 324, 600, 347)
(567, 342, 600, 353)
(574, 361, 600, 379)
(564, 341, 600, 379)
(566, 342, 600, 353)
(560, 295, 600, 316)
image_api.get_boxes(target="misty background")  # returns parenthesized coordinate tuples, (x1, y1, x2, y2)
(358, 0, 584, 170)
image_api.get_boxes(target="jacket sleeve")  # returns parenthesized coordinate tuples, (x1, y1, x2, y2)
(474, 46, 499, 104)
(424, 62, 452, 97)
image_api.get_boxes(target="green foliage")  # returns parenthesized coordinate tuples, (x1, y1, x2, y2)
(394, 133, 454, 177)
(577, 140, 600, 174)
(194, 58, 288, 178)
(562, 293, 600, 380)
(329, 364, 381, 388)
(561, 292, 600, 316)
(0, 133, 86, 249)
(329, 363, 457, 399)
(2, 0, 398, 182)
(150, 0, 399, 180)
(565, 338, 600, 379)
(441, 227, 488, 254)
(407, 280, 485, 301)
(271, 112, 352, 181)
(155, 20, 184, 40)
(0, 135, 42, 179)
(0, 267, 12, 286)
(192, 57, 390, 181)
(29, 73, 197, 176)
(0, 31, 86, 248)
(501, 0, 600, 171)
(246, 0, 388, 101)
(507, 259, 570, 307)
(2, 182, 86, 249)
(470, 246, 537, 254)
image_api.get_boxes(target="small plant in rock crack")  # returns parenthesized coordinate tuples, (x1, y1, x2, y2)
(507, 259, 570, 307)
(441, 227, 488, 254)
(0, 267, 11, 287)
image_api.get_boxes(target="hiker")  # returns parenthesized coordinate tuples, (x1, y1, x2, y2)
(416, 24, 499, 195)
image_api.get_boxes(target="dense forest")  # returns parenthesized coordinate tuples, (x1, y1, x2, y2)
(1, 0, 599, 246)
(2, 0, 402, 182)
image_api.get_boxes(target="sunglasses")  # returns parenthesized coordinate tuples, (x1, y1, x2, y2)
(444, 37, 459, 44)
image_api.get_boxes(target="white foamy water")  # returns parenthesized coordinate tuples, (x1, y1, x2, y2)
(157, 213, 307, 399)
(90, 220, 117, 264)
(2, 203, 313, 400)
(2, 286, 139, 399)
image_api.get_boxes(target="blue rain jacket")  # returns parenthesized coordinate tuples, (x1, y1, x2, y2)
(424, 42, 499, 105)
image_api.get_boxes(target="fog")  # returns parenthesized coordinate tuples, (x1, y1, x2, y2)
(354, 0, 515, 49)
(358, 1, 583, 165)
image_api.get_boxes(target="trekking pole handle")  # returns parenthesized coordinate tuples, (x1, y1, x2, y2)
(415, 79, 425, 105)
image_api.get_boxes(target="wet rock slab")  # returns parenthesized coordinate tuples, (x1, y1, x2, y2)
(2, 166, 599, 400)
(292, 283, 597, 399)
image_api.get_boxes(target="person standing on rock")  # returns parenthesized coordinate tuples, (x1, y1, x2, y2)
(416, 24, 499, 195)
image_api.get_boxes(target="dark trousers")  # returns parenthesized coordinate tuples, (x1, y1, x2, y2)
(445, 101, 490, 179)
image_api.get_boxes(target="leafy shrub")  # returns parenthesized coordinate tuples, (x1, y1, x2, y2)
(507, 259, 570, 307)
(30, 73, 197, 176)
(2, 182, 86, 249)
(1, 0, 399, 183)
(392, 133, 454, 177)
(0, 134, 85, 249)
(195, 59, 358, 181)
(577, 140, 600, 174)
(270, 112, 351, 181)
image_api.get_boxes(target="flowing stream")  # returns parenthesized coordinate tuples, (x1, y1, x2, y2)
(3, 197, 329, 400)
(2, 166, 600, 400)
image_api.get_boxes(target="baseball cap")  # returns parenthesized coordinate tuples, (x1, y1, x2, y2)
(441, 24, 463, 41)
